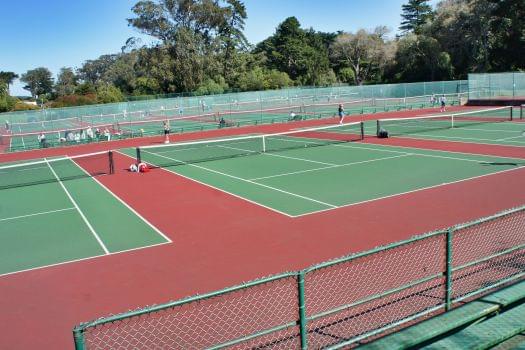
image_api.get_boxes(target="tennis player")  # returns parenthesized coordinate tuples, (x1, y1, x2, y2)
(163, 120, 170, 143)
(440, 95, 447, 112)
(338, 104, 345, 124)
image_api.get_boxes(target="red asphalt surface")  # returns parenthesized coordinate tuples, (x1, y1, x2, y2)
(1, 105, 524, 349)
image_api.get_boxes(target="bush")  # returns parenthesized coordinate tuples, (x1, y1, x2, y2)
(96, 84, 125, 103)
(0, 95, 18, 112)
(13, 101, 39, 111)
(49, 94, 98, 108)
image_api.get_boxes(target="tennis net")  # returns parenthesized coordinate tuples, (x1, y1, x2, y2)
(376, 106, 513, 137)
(136, 122, 364, 168)
(0, 151, 114, 190)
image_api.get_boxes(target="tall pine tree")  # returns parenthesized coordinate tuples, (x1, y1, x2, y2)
(399, 0, 433, 35)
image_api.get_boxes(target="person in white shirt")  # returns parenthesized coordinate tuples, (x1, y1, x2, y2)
(103, 127, 111, 141)
(86, 126, 94, 141)
(440, 95, 447, 112)
(37, 132, 46, 147)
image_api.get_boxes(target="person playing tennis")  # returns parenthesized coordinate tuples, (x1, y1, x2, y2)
(338, 104, 345, 124)
(440, 95, 447, 112)
(163, 120, 170, 143)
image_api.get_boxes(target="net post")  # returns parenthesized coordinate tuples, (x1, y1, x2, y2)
(262, 135, 266, 153)
(297, 270, 308, 350)
(360, 121, 365, 140)
(445, 228, 454, 311)
(509, 106, 513, 121)
(108, 151, 114, 174)
(136, 147, 142, 164)
(451, 115, 455, 128)
(376, 120, 380, 137)
(521, 105, 524, 120)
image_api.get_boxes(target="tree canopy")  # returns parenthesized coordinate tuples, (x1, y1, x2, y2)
(1, 0, 523, 111)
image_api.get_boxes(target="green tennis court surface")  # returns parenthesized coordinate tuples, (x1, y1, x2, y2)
(370, 106, 525, 147)
(124, 133, 524, 217)
(0, 154, 169, 276)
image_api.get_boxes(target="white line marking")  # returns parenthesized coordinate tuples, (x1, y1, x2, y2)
(0, 241, 171, 278)
(335, 142, 525, 161)
(251, 154, 411, 180)
(388, 134, 525, 148)
(216, 144, 337, 166)
(116, 150, 295, 218)
(141, 149, 338, 208)
(496, 134, 525, 142)
(292, 165, 525, 217)
(69, 156, 172, 244)
(0, 207, 75, 222)
(44, 158, 110, 254)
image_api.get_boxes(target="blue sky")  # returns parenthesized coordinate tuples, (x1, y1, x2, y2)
(1, 0, 438, 96)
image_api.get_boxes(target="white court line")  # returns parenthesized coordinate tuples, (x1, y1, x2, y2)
(44, 158, 110, 254)
(0, 241, 171, 278)
(496, 134, 525, 142)
(69, 157, 172, 244)
(117, 150, 295, 218)
(397, 133, 525, 145)
(250, 154, 411, 181)
(216, 144, 337, 166)
(141, 149, 338, 209)
(293, 165, 525, 218)
(335, 143, 525, 162)
(0, 207, 75, 222)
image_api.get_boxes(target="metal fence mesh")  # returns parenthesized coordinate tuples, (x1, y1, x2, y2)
(469, 72, 525, 100)
(80, 275, 299, 350)
(74, 205, 525, 349)
(2, 80, 466, 152)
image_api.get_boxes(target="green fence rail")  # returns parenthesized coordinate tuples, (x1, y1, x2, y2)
(469, 72, 525, 100)
(73, 204, 525, 349)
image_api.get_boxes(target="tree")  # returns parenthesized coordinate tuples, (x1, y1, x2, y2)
(330, 28, 394, 85)
(78, 55, 117, 85)
(400, 0, 433, 35)
(0, 71, 19, 94)
(392, 33, 453, 81)
(254, 17, 334, 85)
(488, 0, 525, 71)
(55, 67, 78, 96)
(20, 67, 54, 99)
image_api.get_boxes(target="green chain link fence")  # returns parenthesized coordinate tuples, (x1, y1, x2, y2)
(73, 204, 525, 349)
(1, 80, 467, 152)
(469, 72, 525, 100)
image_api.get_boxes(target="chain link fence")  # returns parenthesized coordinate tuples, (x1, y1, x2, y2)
(469, 72, 525, 100)
(73, 204, 525, 349)
(1, 80, 466, 152)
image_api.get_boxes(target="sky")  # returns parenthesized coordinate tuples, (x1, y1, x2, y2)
(0, 0, 439, 96)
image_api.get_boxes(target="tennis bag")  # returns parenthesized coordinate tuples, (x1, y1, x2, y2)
(377, 128, 389, 138)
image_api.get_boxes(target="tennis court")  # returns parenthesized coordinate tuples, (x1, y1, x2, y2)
(0, 152, 169, 276)
(120, 121, 525, 217)
(370, 106, 525, 147)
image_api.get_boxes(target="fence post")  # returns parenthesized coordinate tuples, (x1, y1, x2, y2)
(298, 270, 308, 350)
(445, 229, 454, 311)
(73, 326, 85, 350)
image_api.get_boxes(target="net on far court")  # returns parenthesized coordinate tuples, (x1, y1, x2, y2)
(376, 106, 513, 137)
(136, 122, 364, 168)
(0, 151, 114, 190)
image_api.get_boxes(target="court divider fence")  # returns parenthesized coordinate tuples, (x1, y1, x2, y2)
(469, 72, 525, 100)
(73, 204, 525, 349)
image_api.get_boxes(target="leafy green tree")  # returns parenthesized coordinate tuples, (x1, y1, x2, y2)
(20, 67, 54, 99)
(78, 55, 117, 84)
(55, 67, 78, 96)
(254, 17, 333, 85)
(0, 71, 19, 94)
(330, 27, 394, 85)
(392, 33, 453, 81)
(488, 0, 525, 70)
(400, 0, 434, 35)
(96, 84, 125, 103)
(102, 52, 138, 94)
